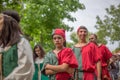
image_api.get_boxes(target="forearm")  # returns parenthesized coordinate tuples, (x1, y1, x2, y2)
(108, 58, 114, 66)
(45, 63, 69, 73)
(96, 60, 102, 80)
(45, 69, 56, 75)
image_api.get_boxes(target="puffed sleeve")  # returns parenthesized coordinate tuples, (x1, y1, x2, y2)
(59, 48, 78, 68)
(103, 45, 113, 60)
(4, 38, 34, 80)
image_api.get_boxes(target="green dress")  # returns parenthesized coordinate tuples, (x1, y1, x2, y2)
(32, 58, 49, 80)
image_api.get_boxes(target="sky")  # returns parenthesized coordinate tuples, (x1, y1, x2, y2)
(64, 0, 120, 51)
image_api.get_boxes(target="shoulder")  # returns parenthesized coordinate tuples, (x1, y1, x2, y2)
(64, 47, 73, 52)
(45, 51, 55, 57)
(98, 44, 107, 48)
(46, 51, 52, 55)
(74, 43, 80, 47)
(89, 42, 96, 45)
(18, 37, 29, 46)
(17, 37, 32, 52)
(85, 42, 97, 48)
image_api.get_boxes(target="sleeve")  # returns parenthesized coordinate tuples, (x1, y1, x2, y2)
(92, 43, 101, 63)
(41, 53, 50, 72)
(61, 48, 78, 68)
(41, 52, 58, 74)
(4, 38, 34, 80)
(104, 45, 113, 60)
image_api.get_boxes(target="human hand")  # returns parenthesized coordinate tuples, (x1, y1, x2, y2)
(66, 67, 75, 74)
(45, 64, 50, 69)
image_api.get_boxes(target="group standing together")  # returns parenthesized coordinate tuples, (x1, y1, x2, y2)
(0, 10, 119, 80)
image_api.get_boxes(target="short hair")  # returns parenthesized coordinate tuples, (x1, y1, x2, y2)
(77, 25, 88, 34)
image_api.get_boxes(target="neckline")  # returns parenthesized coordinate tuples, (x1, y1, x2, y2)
(52, 47, 65, 57)
(74, 42, 89, 48)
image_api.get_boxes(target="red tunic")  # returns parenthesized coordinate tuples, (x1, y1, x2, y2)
(73, 42, 101, 80)
(98, 44, 112, 80)
(55, 48, 78, 80)
(81, 42, 101, 71)
(81, 42, 101, 80)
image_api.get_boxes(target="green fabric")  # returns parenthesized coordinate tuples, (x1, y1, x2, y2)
(32, 63, 49, 80)
(72, 47, 83, 79)
(42, 51, 58, 80)
(0, 44, 18, 77)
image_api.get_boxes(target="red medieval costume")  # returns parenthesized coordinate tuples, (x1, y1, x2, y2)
(98, 44, 112, 80)
(73, 42, 101, 80)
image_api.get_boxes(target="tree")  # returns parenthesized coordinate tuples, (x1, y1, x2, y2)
(0, 0, 24, 12)
(1, 0, 85, 51)
(70, 32, 78, 44)
(95, 4, 120, 48)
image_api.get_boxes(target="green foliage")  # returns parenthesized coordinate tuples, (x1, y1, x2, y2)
(95, 4, 120, 47)
(70, 32, 78, 44)
(0, 0, 24, 12)
(66, 42, 74, 48)
(0, 0, 85, 52)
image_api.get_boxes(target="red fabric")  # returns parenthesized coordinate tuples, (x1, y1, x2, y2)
(101, 67, 112, 80)
(53, 29, 65, 40)
(99, 44, 113, 67)
(56, 48, 78, 80)
(83, 72, 95, 80)
(98, 44, 112, 80)
(81, 42, 101, 72)
(81, 42, 101, 80)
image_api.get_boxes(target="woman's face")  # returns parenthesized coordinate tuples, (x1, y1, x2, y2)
(0, 15, 3, 32)
(53, 34, 65, 48)
(77, 28, 88, 40)
(35, 47, 41, 57)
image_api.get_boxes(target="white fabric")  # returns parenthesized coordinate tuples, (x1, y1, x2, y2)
(3, 38, 34, 80)
(35, 57, 44, 64)
(35, 58, 44, 80)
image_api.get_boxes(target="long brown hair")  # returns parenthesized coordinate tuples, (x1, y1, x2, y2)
(0, 14, 22, 48)
(33, 44, 46, 61)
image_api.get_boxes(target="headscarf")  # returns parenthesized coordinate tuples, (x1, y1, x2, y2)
(52, 28, 65, 40)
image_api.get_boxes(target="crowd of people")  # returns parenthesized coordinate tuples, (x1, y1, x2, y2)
(0, 10, 119, 80)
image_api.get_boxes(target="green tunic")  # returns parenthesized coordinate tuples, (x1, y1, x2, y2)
(42, 51, 58, 80)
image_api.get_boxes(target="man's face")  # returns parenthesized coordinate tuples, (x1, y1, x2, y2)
(89, 34, 97, 42)
(77, 29, 88, 40)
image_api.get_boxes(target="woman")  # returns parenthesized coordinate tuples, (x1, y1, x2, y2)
(0, 14, 34, 80)
(42, 28, 78, 80)
(89, 33, 112, 80)
(32, 44, 49, 80)
(72, 26, 101, 80)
